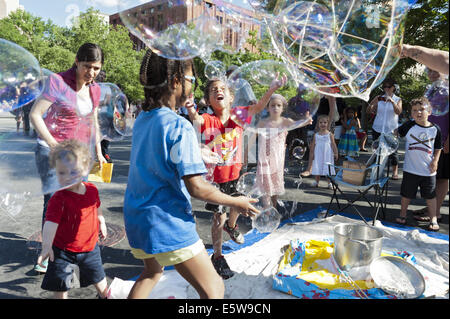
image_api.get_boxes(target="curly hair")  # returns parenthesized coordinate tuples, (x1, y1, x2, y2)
(410, 97, 431, 111)
(49, 139, 91, 172)
(139, 50, 197, 111)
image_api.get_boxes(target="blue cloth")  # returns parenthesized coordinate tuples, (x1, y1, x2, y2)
(124, 107, 207, 254)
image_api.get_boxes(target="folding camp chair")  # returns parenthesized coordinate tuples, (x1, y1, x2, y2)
(324, 153, 390, 226)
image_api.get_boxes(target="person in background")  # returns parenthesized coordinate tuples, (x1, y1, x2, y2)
(30, 43, 107, 273)
(412, 68, 449, 225)
(123, 51, 258, 299)
(37, 139, 109, 299)
(396, 97, 442, 231)
(367, 78, 402, 180)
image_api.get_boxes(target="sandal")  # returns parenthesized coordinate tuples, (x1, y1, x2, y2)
(392, 175, 399, 180)
(395, 216, 407, 225)
(414, 215, 442, 223)
(427, 222, 440, 232)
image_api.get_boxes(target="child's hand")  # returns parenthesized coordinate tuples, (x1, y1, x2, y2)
(429, 160, 438, 174)
(99, 221, 108, 240)
(201, 144, 223, 164)
(37, 245, 54, 267)
(233, 196, 260, 218)
(270, 72, 288, 91)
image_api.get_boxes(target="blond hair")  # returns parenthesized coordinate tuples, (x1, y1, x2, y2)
(49, 139, 92, 171)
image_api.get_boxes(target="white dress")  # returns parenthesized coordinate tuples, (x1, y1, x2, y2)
(311, 132, 335, 176)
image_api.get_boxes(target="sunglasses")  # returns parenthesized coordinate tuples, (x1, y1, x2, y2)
(184, 75, 196, 84)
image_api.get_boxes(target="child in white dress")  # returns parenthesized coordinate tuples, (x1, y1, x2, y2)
(311, 115, 338, 188)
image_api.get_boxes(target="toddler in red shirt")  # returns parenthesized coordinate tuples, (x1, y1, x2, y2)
(37, 139, 108, 299)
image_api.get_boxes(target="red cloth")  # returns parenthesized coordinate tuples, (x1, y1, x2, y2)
(201, 108, 251, 184)
(356, 131, 367, 140)
(45, 182, 101, 253)
(41, 67, 101, 145)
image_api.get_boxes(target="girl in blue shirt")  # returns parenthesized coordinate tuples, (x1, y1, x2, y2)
(124, 51, 259, 299)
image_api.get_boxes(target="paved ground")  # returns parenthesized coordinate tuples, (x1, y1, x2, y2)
(0, 114, 448, 299)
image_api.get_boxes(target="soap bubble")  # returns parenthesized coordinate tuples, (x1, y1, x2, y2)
(236, 172, 261, 196)
(0, 69, 101, 218)
(425, 79, 449, 116)
(371, 133, 399, 156)
(204, 60, 226, 80)
(98, 83, 134, 141)
(0, 39, 44, 112)
(252, 206, 281, 233)
(227, 61, 316, 134)
(118, 1, 222, 60)
(266, 0, 416, 101)
(292, 146, 306, 160)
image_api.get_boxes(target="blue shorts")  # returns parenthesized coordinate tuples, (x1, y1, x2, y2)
(41, 244, 106, 292)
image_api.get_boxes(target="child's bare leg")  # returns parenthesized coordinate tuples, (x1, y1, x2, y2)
(360, 134, 367, 150)
(94, 277, 109, 298)
(127, 257, 164, 299)
(212, 212, 226, 258)
(301, 151, 313, 176)
(262, 195, 272, 208)
(227, 208, 239, 229)
(426, 197, 438, 223)
(397, 196, 410, 223)
(175, 249, 224, 299)
(53, 291, 68, 299)
(271, 195, 278, 208)
(435, 179, 448, 219)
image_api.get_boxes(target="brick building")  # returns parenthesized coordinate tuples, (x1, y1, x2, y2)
(109, 0, 260, 53)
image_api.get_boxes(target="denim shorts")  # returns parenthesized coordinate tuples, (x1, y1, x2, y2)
(41, 244, 106, 292)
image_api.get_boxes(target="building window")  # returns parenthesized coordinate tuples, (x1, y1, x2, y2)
(157, 4, 163, 11)
(157, 14, 163, 30)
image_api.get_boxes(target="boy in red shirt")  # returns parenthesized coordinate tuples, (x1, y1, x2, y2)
(36, 139, 108, 299)
(187, 75, 287, 278)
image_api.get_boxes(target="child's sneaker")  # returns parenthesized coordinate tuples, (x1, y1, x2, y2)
(211, 254, 234, 279)
(311, 181, 319, 188)
(34, 259, 48, 274)
(223, 221, 244, 244)
(328, 182, 333, 189)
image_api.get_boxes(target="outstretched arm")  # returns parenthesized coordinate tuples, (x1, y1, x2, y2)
(37, 221, 58, 267)
(186, 98, 204, 126)
(183, 174, 259, 217)
(248, 73, 288, 116)
(401, 44, 449, 75)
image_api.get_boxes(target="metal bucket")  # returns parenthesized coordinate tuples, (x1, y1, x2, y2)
(333, 223, 383, 270)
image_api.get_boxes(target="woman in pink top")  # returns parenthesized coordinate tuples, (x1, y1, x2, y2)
(30, 43, 107, 274)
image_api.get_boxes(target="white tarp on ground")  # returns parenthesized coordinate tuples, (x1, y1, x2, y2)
(108, 214, 449, 299)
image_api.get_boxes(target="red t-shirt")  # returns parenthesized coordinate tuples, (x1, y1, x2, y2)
(45, 182, 101, 253)
(201, 107, 251, 184)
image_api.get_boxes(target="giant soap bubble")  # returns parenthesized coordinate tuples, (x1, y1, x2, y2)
(0, 39, 44, 112)
(118, 0, 223, 60)
(0, 70, 98, 218)
(98, 83, 134, 141)
(265, 0, 416, 101)
(227, 60, 317, 134)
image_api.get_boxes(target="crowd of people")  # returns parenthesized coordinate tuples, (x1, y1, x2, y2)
(15, 41, 447, 299)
